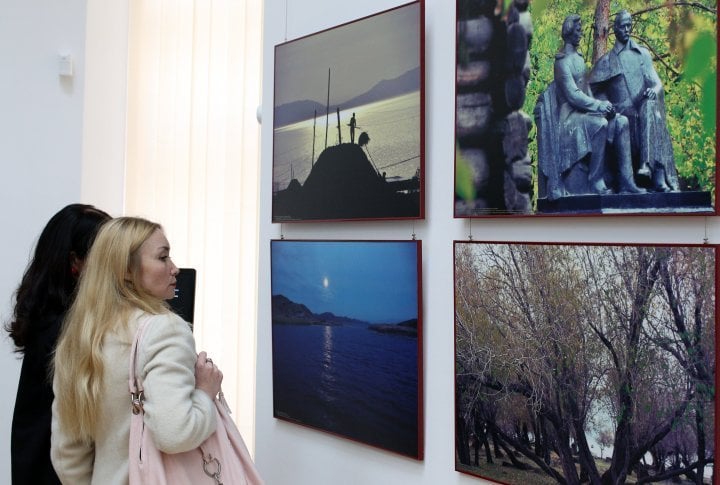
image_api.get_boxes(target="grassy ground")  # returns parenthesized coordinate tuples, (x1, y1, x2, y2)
(457, 454, 710, 484)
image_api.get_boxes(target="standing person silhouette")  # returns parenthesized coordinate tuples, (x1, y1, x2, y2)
(349, 113, 357, 144)
(6, 203, 111, 484)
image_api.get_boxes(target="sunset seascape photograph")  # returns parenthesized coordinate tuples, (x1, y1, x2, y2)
(272, 1, 424, 222)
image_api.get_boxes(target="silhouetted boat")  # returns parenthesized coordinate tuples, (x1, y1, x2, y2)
(272, 142, 420, 221)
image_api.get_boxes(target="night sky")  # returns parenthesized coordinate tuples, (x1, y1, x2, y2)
(271, 240, 420, 323)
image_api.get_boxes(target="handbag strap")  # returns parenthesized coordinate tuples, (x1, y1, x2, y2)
(129, 314, 152, 415)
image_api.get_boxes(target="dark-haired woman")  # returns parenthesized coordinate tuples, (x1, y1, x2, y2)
(6, 203, 111, 484)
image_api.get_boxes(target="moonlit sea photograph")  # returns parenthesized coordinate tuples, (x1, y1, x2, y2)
(271, 240, 423, 458)
(272, 2, 423, 222)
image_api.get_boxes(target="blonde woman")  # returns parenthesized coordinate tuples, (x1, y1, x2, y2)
(51, 217, 222, 484)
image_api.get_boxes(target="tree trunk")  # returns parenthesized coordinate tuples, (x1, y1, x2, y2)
(602, 372, 634, 484)
(487, 421, 568, 484)
(491, 428, 504, 458)
(694, 406, 706, 485)
(554, 424, 581, 485)
(482, 430, 493, 465)
(471, 433, 480, 466)
(565, 372, 602, 484)
(521, 422, 531, 447)
(592, 0, 611, 64)
(602, 250, 661, 484)
(456, 412, 472, 466)
(539, 415, 551, 465)
(473, 415, 494, 465)
(573, 421, 602, 485)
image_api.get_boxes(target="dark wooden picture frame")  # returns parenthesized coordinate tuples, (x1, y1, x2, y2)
(455, 0, 717, 217)
(271, 239, 424, 459)
(454, 240, 717, 483)
(272, 1, 425, 222)
(167, 267, 197, 329)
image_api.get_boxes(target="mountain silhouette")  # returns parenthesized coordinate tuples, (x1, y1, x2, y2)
(271, 294, 362, 325)
(271, 294, 417, 337)
(274, 66, 420, 127)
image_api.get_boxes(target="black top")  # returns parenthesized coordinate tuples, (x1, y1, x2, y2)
(11, 313, 62, 484)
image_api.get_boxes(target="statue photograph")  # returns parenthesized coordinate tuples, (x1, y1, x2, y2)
(455, 0, 716, 216)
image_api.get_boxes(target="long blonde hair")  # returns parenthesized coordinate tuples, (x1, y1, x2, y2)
(53, 217, 171, 442)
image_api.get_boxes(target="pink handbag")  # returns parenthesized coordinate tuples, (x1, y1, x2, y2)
(128, 317, 264, 485)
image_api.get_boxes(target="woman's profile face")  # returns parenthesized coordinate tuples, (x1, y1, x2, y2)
(137, 228, 179, 300)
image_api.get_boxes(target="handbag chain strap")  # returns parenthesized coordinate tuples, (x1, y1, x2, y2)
(202, 451, 223, 484)
(202, 388, 228, 484)
(131, 390, 145, 415)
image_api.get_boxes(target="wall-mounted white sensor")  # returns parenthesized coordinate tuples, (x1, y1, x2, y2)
(58, 54, 73, 77)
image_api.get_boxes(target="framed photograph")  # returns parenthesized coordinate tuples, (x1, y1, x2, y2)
(454, 240, 717, 484)
(272, 1, 425, 222)
(271, 239, 423, 458)
(455, 0, 717, 217)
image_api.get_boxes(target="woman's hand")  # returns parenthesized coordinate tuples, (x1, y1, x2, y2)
(195, 351, 223, 399)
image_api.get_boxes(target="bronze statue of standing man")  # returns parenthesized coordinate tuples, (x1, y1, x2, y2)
(590, 9, 679, 192)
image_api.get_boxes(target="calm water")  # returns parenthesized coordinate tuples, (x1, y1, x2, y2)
(273, 92, 421, 192)
(272, 321, 420, 457)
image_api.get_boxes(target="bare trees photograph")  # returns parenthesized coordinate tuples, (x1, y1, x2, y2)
(454, 242, 716, 484)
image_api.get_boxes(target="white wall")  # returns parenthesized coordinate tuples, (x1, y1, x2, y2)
(1, 1, 87, 483)
(255, 0, 720, 484)
(0, 1, 126, 482)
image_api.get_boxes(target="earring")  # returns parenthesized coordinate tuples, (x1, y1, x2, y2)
(71, 266, 79, 278)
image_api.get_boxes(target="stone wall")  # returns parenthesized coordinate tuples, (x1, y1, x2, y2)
(455, 0, 534, 215)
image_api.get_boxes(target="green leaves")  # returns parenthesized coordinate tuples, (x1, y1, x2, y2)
(456, 146, 477, 201)
(684, 30, 715, 80)
(531, 0, 549, 17)
(701, 72, 716, 137)
(684, 30, 717, 138)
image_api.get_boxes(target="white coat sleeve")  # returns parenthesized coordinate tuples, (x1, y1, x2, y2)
(139, 313, 216, 453)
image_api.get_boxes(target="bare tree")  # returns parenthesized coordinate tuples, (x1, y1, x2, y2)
(597, 428, 613, 460)
(455, 244, 606, 484)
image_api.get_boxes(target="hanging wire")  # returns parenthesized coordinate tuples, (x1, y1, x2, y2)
(284, 0, 288, 41)
(280, 223, 285, 240)
(703, 216, 709, 244)
(467, 219, 473, 241)
(411, 222, 416, 240)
